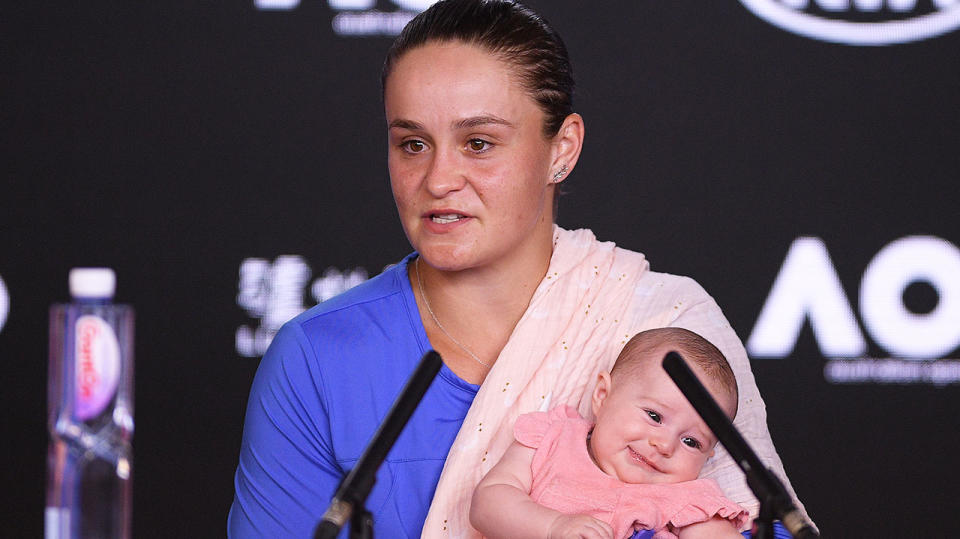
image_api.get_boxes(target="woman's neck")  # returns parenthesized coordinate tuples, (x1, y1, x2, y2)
(410, 231, 554, 383)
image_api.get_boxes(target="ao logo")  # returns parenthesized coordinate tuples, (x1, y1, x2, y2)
(0, 275, 8, 334)
(739, 0, 960, 45)
(747, 236, 960, 360)
(255, 0, 436, 11)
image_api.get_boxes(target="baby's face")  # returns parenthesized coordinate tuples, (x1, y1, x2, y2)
(589, 351, 732, 485)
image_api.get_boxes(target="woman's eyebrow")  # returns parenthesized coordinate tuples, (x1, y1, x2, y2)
(388, 119, 423, 130)
(388, 116, 515, 131)
(455, 115, 515, 130)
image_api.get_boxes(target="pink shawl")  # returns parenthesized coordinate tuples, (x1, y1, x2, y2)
(421, 226, 808, 538)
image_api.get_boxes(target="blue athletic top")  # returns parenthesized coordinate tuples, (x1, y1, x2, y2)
(228, 254, 795, 538)
(229, 254, 479, 537)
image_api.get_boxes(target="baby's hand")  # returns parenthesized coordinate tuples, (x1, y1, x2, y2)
(547, 514, 615, 539)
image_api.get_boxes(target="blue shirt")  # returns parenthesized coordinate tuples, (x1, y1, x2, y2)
(229, 254, 479, 538)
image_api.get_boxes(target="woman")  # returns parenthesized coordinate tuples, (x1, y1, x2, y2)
(229, 1, 809, 537)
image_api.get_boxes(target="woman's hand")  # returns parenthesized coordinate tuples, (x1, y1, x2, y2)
(547, 513, 615, 539)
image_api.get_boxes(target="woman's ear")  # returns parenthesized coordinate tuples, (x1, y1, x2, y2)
(549, 113, 584, 182)
(591, 371, 612, 418)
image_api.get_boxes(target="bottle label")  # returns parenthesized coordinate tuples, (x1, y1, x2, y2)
(75, 315, 121, 420)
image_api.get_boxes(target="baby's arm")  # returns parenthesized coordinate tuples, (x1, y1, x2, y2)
(470, 440, 614, 539)
(675, 516, 743, 539)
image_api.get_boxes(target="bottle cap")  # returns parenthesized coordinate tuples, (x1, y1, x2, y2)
(69, 268, 116, 299)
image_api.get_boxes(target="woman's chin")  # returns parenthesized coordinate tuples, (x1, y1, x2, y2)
(416, 247, 479, 272)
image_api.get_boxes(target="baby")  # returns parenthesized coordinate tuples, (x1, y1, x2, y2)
(470, 327, 748, 539)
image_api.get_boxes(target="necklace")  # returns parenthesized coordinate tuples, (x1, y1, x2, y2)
(415, 257, 491, 369)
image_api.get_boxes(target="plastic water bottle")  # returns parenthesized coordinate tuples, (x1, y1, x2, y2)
(46, 268, 134, 539)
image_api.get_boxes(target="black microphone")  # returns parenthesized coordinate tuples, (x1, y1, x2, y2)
(314, 350, 443, 539)
(662, 351, 819, 539)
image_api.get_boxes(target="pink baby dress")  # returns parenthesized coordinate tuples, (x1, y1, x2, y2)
(515, 406, 748, 539)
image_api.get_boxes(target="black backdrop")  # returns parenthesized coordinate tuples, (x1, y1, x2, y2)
(3, 1, 959, 537)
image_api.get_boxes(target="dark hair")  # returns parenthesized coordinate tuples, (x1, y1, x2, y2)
(612, 327, 739, 417)
(382, 0, 574, 137)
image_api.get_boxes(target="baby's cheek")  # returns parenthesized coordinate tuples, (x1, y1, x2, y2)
(681, 456, 708, 482)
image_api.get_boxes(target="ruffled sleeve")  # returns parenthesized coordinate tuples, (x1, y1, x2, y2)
(514, 405, 581, 449)
(663, 479, 749, 533)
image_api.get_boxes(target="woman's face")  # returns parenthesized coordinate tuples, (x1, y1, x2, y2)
(384, 40, 560, 273)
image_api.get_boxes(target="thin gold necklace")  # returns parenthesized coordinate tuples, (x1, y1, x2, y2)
(415, 257, 491, 369)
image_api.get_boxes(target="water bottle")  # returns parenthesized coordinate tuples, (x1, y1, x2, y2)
(46, 268, 134, 539)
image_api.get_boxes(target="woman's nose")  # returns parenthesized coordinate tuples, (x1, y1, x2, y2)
(424, 148, 467, 197)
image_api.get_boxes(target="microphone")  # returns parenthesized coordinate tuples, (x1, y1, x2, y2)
(314, 350, 443, 539)
(662, 351, 819, 539)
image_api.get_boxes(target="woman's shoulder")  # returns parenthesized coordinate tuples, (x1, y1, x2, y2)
(583, 229, 706, 293)
(636, 267, 710, 298)
(263, 254, 427, 368)
(607, 243, 710, 299)
(291, 256, 414, 325)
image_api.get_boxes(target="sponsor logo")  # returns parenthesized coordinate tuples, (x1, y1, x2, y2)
(78, 321, 101, 399)
(0, 275, 7, 334)
(236, 256, 369, 357)
(255, 0, 439, 37)
(74, 315, 122, 420)
(738, 0, 960, 45)
(747, 236, 960, 385)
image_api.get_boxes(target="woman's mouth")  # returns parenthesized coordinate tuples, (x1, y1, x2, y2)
(431, 213, 466, 224)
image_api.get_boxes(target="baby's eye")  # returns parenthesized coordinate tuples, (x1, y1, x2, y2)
(466, 138, 491, 152)
(644, 410, 662, 424)
(681, 436, 702, 450)
(401, 140, 427, 153)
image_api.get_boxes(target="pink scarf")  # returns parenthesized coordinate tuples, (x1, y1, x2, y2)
(421, 226, 807, 537)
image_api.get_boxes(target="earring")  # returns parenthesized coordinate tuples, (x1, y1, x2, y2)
(552, 164, 568, 183)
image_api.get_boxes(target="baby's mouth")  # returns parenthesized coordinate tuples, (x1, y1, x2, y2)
(628, 446, 661, 472)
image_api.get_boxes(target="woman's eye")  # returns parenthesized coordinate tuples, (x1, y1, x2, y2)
(467, 139, 491, 152)
(681, 436, 702, 450)
(644, 410, 662, 424)
(402, 140, 426, 153)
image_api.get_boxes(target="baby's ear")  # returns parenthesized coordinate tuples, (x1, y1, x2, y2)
(591, 371, 612, 417)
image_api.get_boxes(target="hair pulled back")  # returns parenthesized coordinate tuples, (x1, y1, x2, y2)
(382, 0, 575, 137)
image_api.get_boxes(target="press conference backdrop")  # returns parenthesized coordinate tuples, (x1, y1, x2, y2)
(3, 1, 958, 536)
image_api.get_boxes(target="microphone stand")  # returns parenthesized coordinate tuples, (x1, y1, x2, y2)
(662, 352, 819, 539)
(314, 350, 443, 539)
